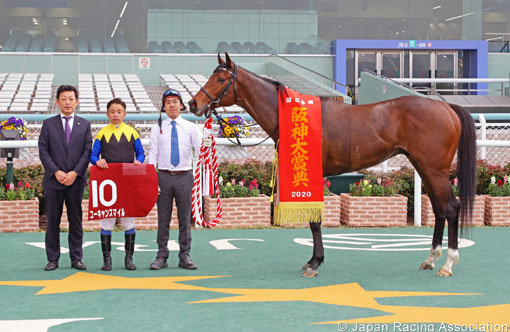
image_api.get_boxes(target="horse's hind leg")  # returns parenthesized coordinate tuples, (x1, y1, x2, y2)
(302, 222, 324, 277)
(437, 199, 460, 277)
(417, 169, 460, 277)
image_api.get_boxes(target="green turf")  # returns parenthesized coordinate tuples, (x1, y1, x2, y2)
(0, 227, 508, 331)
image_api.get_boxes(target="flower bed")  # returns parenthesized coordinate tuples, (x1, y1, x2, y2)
(484, 196, 510, 226)
(421, 195, 486, 226)
(203, 195, 271, 228)
(0, 198, 39, 232)
(340, 193, 408, 227)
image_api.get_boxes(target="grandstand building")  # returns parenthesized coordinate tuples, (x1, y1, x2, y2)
(0, 0, 509, 168)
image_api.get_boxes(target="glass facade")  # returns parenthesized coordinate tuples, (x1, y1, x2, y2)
(0, 0, 508, 53)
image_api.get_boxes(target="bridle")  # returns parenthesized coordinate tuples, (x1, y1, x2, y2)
(199, 63, 278, 147)
(199, 64, 238, 117)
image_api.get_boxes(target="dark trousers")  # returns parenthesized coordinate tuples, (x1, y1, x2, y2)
(44, 188, 84, 262)
(156, 171, 193, 260)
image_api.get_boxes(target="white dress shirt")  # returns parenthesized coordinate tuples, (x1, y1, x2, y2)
(60, 112, 75, 131)
(148, 116, 201, 171)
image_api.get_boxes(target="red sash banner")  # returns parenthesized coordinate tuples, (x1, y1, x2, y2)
(88, 163, 158, 220)
(274, 87, 324, 225)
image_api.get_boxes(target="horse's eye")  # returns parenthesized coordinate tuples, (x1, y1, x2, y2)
(218, 78, 226, 83)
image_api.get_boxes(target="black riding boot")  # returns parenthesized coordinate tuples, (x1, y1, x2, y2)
(101, 234, 112, 271)
(125, 233, 136, 270)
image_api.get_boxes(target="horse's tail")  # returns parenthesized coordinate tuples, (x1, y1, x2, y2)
(449, 103, 477, 232)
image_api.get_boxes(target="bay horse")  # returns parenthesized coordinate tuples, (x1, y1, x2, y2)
(189, 53, 476, 278)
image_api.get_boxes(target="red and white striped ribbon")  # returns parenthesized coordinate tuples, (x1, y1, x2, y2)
(192, 117, 222, 228)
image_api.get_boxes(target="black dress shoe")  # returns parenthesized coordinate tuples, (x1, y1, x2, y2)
(178, 257, 197, 270)
(44, 261, 59, 271)
(71, 260, 87, 270)
(150, 257, 168, 270)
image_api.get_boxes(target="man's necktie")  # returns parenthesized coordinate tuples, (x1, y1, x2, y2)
(170, 120, 180, 166)
(64, 116, 71, 145)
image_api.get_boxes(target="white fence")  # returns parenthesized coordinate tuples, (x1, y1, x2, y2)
(2, 121, 510, 228)
(10, 119, 510, 168)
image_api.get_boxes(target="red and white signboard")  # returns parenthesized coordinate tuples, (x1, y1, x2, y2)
(138, 57, 150, 69)
(88, 163, 158, 220)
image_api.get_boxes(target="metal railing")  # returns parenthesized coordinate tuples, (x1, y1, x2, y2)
(392, 78, 510, 95)
(268, 54, 349, 94)
(360, 69, 445, 99)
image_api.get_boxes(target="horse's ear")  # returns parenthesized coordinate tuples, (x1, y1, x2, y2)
(225, 52, 233, 69)
(217, 53, 224, 65)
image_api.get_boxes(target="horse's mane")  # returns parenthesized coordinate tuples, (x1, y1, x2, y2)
(214, 62, 288, 100)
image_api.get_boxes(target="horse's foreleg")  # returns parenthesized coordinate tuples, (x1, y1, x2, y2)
(302, 222, 324, 277)
(437, 201, 460, 277)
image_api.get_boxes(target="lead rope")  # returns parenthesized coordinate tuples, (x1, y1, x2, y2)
(192, 117, 222, 228)
(269, 141, 278, 203)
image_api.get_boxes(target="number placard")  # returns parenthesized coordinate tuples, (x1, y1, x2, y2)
(88, 163, 158, 220)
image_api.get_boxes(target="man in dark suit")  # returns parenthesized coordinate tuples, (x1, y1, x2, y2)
(38, 85, 92, 271)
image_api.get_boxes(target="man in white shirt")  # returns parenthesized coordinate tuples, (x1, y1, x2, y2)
(148, 89, 201, 270)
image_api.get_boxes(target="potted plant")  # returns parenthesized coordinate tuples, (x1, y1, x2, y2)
(340, 175, 408, 227)
(0, 117, 29, 159)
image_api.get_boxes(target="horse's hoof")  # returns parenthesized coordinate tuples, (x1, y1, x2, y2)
(419, 262, 434, 270)
(302, 268, 318, 278)
(301, 263, 311, 271)
(436, 268, 452, 277)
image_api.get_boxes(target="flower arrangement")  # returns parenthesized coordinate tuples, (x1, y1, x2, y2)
(217, 178, 260, 198)
(0, 181, 35, 200)
(349, 177, 397, 197)
(218, 115, 249, 138)
(0, 117, 28, 140)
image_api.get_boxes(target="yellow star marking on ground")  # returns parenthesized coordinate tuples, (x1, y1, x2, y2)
(0, 272, 227, 295)
(316, 303, 510, 326)
(191, 282, 476, 310)
(2, 273, 497, 327)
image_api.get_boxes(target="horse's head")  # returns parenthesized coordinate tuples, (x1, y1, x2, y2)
(188, 53, 238, 117)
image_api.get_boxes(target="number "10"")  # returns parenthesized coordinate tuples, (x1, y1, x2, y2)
(91, 180, 118, 208)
